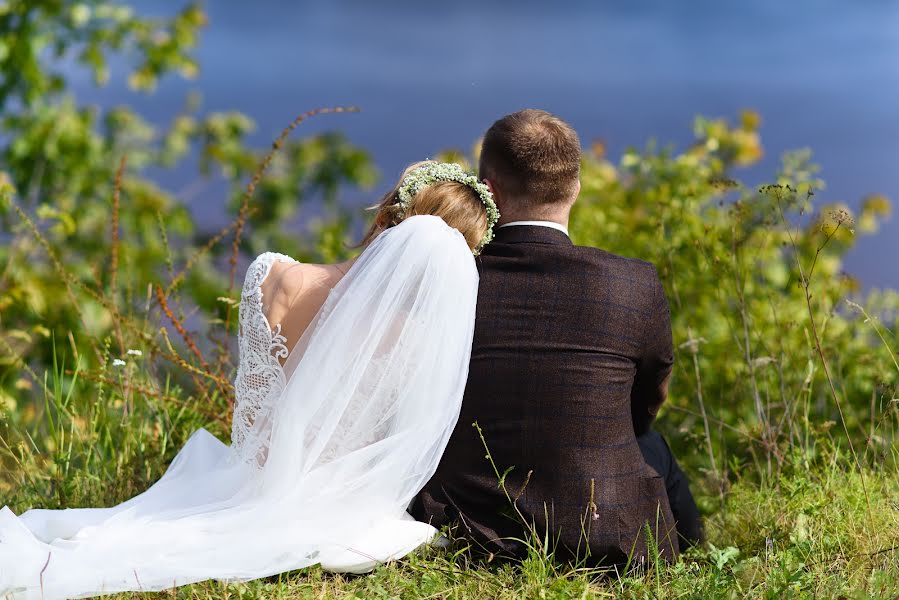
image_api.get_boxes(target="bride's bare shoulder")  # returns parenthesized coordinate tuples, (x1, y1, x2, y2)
(259, 260, 344, 344)
(264, 262, 333, 307)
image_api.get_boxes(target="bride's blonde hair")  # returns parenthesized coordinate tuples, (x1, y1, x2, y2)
(359, 161, 489, 251)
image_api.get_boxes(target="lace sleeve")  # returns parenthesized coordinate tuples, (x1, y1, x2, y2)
(231, 252, 298, 464)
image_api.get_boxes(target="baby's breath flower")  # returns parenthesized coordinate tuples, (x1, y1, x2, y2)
(126, 349, 142, 357)
(396, 162, 499, 254)
(112, 358, 127, 367)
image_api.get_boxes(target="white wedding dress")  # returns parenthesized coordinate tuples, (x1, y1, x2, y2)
(0, 215, 478, 599)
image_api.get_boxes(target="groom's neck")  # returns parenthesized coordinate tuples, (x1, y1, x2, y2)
(497, 206, 572, 229)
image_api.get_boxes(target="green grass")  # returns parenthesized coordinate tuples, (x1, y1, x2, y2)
(2, 358, 898, 599)
(104, 462, 898, 599)
(45, 467, 899, 599)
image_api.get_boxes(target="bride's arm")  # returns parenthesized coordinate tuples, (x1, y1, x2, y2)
(232, 253, 301, 462)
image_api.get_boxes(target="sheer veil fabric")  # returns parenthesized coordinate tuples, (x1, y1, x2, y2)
(0, 215, 479, 599)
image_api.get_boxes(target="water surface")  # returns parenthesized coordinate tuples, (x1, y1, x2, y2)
(75, 1, 899, 287)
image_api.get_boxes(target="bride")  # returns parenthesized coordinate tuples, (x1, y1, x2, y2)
(0, 161, 499, 599)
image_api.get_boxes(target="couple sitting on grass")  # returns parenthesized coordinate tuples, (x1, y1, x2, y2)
(0, 109, 702, 599)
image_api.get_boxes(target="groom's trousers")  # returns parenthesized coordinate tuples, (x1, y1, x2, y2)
(637, 429, 703, 547)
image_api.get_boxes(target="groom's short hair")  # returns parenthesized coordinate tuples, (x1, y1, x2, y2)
(479, 109, 581, 205)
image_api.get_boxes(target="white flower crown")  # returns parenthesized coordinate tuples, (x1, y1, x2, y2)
(396, 162, 500, 254)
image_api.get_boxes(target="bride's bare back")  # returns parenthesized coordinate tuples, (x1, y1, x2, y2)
(259, 259, 353, 355)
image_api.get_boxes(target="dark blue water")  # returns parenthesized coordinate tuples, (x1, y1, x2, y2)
(71, 1, 899, 288)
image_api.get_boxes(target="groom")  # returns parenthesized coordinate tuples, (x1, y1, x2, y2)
(411, 109, 702, 565)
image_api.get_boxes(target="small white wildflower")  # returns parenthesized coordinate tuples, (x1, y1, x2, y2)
(126, 349, 142, 357)
(112, 359, 127, 367)
(678, 337, 707, 354)
(751, 356, 777, 368)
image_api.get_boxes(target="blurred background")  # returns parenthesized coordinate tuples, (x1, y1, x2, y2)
(73, 0, 899, 287)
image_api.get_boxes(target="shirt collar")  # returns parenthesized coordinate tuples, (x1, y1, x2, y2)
(497, 220, 570, 237)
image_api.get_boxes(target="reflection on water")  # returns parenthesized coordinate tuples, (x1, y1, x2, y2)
(74, 0, 899, 288)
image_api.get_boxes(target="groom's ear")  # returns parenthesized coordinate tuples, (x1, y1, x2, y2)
(483, 179, 497, 200)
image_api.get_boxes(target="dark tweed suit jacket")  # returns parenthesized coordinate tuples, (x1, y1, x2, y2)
(411, 224, 679, 565)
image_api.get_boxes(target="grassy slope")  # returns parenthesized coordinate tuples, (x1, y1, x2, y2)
(1, 353, 897, 599)
(5, 395, 896, 599)
(98, 466, 894, 599)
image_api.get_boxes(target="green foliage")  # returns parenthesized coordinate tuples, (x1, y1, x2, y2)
(1, 2, 898, 598)
(570, 111, 899, 478)
(0, 1, 204, 106)
(0, 1, 375, 416)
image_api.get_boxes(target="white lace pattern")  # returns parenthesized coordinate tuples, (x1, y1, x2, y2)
(231, 251, 297, 464)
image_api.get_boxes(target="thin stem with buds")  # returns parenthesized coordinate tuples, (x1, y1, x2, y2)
(769, 185, 874, 533)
